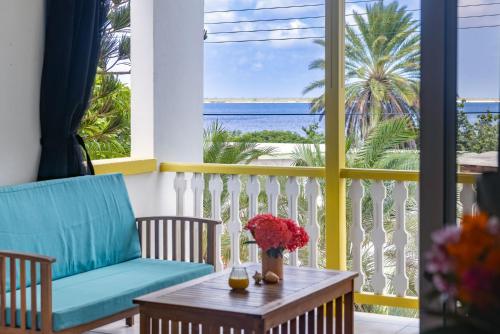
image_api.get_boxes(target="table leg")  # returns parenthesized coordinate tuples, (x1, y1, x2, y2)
(344, 292, 354, 334)
(140, 314, 150, 334)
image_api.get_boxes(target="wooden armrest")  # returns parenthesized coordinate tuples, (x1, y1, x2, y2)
(0, 250, 56, 264)
(0, 251, 54, 332)
(135, 216, 221, 266)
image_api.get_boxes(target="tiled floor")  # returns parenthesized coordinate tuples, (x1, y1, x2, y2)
(86, 313, 419, 334)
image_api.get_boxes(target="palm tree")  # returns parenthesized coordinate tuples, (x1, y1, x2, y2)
(203, 121, 276, 164)
(303, 1, 420, 141)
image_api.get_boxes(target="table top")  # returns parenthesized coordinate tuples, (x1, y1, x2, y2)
(134, 264, 357, 317)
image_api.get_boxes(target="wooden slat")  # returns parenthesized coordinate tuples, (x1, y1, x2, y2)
(146, 221, 152, 259)
(161, 318, 169, 334)
(181, 321, 189, 333)
(307, 310, 315, 334)
(163, 220, 169, 260)
(10, 258, 16, 328)
(191, 323, 200, 334)
(171, 320, 179, 334)
(206, 223, 214, 266)
(0, 257, 5, 328)
(40, 263, 52, 333)
(152, 318, 160, 333)
(172, 220, 178, 261)
(326, 301, 333, 334)
(30, 262, 36, 331)
(335, 297, 342, 334)
(20, 260, 26, 330)
(281, 321, 289, 334)
(189, 221, 195, 262)
(316, 305, 324, 334)
(181, 219, 186, 262)
(138, 221, 143, 251)
(155, 220, 160, 260)
(344, 292, 354, 334)
(299, 313, 306, 334)
(198, 223, 204, 263)
(289, 317, 297, 334)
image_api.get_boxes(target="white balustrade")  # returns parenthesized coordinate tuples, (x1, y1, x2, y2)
(460, 183, 475, 215)
(227, 175, 242, 266)
(370, 181, 387, 295)
(265, 176, 280, 215)
(305, 178, 320, 268)
(393, 182, 409, 297)
(286, 177, 300, 266)
(173, 173, 187, 260)
(246, 175, 260, 263)
(208, 174, 224, 271)
(191, 173, 203, 262)
(348, 179, 365, 292)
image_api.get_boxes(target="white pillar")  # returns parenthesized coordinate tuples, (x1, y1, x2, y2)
(129, 0, 204, 216)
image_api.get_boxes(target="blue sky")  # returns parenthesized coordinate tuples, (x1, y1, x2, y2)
(204, 0, 500, 99)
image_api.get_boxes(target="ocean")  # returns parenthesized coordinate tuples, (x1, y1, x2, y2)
(203, 102, 500, 134)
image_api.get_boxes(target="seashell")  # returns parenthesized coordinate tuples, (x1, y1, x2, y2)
(264, 271, 280, 283)
(253, 271, 263, 285)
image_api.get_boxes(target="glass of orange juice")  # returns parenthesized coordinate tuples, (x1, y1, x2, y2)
(228, 267, 249, 290)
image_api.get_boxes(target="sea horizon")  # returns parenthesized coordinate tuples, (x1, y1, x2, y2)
(203, 101, 499, 134)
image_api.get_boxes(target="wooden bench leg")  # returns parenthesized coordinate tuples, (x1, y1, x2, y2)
(126, 316, 135, 327)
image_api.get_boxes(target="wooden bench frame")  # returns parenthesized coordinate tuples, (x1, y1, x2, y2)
(0, 216, 221, 334)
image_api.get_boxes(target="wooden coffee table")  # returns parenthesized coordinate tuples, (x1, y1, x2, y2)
(134, 264, 357, 334)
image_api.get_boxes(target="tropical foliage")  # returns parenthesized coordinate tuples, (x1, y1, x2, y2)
(457, 100, 499, 153)
(304, 1, 420, 141)
(80, 0, 131, 160)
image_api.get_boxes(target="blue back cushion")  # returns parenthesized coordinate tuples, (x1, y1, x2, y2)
(0, 174, 141, 284)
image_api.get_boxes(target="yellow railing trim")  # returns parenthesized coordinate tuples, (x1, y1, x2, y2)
(160, 162, 325, 178)
(342, 168, 479, 184)
(160, 163, 479, 184)
(354, 292, 419, 309)
(94, 158, 157, 176)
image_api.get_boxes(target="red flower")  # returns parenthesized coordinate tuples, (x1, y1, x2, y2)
(245, 214, 309, 254)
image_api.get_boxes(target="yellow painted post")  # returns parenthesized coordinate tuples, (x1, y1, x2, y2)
(325, 0, 346, 270)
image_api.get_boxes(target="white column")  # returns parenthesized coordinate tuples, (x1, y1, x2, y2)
(130, 0, 204, 216)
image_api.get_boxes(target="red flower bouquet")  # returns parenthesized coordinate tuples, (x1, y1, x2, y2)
(245, 214, 309, 258)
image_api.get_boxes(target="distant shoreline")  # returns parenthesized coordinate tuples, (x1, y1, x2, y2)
(205, 98, 500, 103)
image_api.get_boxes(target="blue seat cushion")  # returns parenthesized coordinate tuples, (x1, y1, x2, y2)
(6, 258, 213, 332)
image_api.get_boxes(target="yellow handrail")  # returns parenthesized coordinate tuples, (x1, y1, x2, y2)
(160, 162, 325, 178)
(160, 162, 479, 184)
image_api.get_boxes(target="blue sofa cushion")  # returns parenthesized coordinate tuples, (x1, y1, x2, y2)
(0, 174, 141, 289)
(6, 258, 213, 331)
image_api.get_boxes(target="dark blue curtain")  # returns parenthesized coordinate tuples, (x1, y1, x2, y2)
(37, 0, 108, 181)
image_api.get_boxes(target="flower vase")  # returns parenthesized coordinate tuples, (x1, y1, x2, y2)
(262, 252, 284, 279)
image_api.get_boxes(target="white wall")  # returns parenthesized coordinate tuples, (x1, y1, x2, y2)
(0, 0, 44, 186)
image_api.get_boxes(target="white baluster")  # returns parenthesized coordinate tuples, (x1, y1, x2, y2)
(305, 178, 320, 268)
(191, 173, 204, 262)
(174, 172, 187, 215)
(173, 173, 187, 260)
(460, 183, 475, 215)
(371, 181, 386, 294)
(209, 174, 224, 271)
(286, 177, 300, 266)
(228, 175, 242, 266)
(393, 182, 409, 297)
(266, 176, 280, 215)
(348, 179, 365, 292)
(246, 175, 260, 263)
